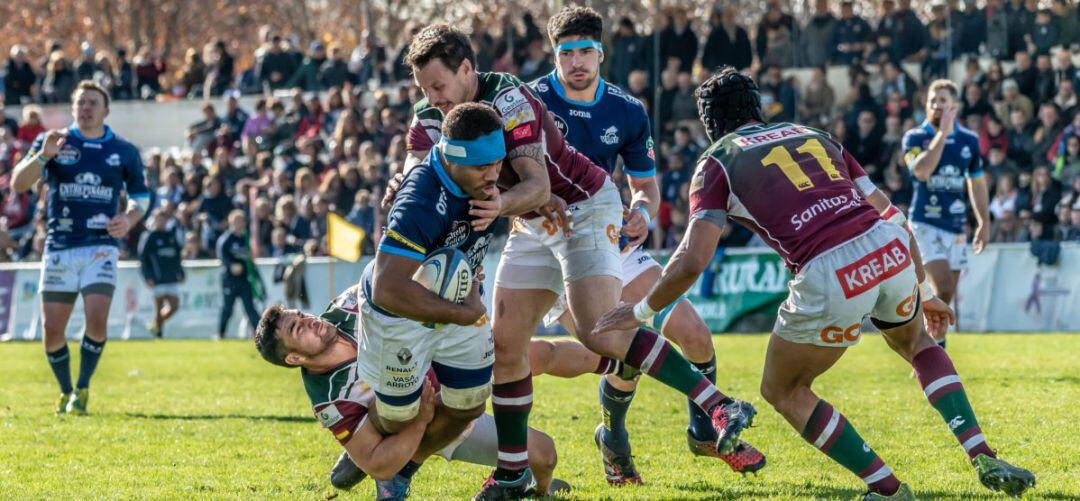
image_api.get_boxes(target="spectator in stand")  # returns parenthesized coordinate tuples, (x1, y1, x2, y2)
(1054, 134, 1080, 187)
(198, 175, 234, 250)
(1066, 199, 1080, 241)
(220, 91, 249, 143)
(134, 47, 165, 99)
(1056, 199, 1080, 241)
(759, 64, 796, 123)
(1027, 9, 1058, 55)
(187, 102, 222, 153)
(288, 42, 327, 92)
(1010, 51, 1038, 99)
(952, 0, 986, 57)
(610, 17, 647, 87)
(923, 7, 951, 80)
(177, 48, 207, 98)
(990, 209, 1024, 242)
(995, 80, 1034, 129)
(626, 70, 651, 112)
(1034, 53, 1057, 105)
(986, 0, 1010, 59)
(702, 7, 752, 72)
(351, 33, 389, 87)
(1028, 165, 1063, 228)
(963, 83, 994, 118)
(990, 172, 1020, 220)
(4, 45, 36, 105)
(756, 0, 796, 68)
(517, 39, 552, 83)
(799, 66, 834, 125)
(157, 167, 183, 207)
(75, 42, 98, 81)
(204, 39, 235, 97)
(1053, 0, 1080, 49)
(866, 29, 899, 65)
(255, 34, 295, 91)
(41, 51, 76, 103)
(138, 209, 184, 338)
(832, 1, 872, 65)
(669, 72, 698, 125)
(659, 7, 698, 73)
(1005, 0, 1034, 57)
(1031, 103, 1064, 166)
(985, 144, 1020, 186)
(113, 48, 135, 101)
(887, 0, 928, 62)
(241, 98, 273, 159)
(800, 0, 836, 68)
(15, 106, 45, 150)
(319, 44, 352, 90)
(846, 110, 886, 180)
(980, 114, 1009, 159)
(1053, 80, 1078, 117)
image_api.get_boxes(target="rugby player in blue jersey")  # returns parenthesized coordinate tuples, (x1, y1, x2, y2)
(12, 81, 150, 415)
(902, 80, 991, 347)
(525, 6, 764, 484)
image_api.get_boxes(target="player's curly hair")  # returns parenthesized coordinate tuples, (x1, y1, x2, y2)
(254, 304, 292, 368)
(694, 66, 765, 142)
(405, 24, 475, 72)
(547, 6, 603, 46)
(442, 102, 502, 141)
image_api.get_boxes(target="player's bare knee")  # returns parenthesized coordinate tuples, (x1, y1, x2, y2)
(665, 314, 714, 362)
(760, 378, 797, 412)
(373, 399, 420, 430)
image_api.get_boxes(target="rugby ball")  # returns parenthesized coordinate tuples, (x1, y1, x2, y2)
(412, 247, 473, 303)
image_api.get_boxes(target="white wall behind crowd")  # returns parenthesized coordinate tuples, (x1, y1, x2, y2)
(0, 243, 1077, 341)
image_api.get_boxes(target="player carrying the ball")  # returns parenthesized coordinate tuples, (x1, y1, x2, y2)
(594, 67, 1036, 499)
(12, 81, 150, 415)
(525, 6, 764, 483)
(401, 25, 760, 500)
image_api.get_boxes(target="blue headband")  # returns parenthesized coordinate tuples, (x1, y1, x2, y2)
(556, 40, 603, 53)
(438, 129, 506, 166)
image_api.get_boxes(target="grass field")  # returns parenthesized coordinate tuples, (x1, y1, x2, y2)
(0, 334, 1077, 500)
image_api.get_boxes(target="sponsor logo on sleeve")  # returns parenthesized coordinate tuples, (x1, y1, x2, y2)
(317, 403, 345, 428)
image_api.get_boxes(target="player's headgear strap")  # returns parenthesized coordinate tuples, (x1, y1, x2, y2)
(556, 40, 603, 54)
(438, 130, 506, 166)
(695, 68, 765, 141)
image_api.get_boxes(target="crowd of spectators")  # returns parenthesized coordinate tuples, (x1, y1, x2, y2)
(1, 1, 1080, 265)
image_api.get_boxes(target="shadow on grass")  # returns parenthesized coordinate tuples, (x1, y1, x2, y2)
(125, 412, 312, 423)
(672, 480, 1069, 500)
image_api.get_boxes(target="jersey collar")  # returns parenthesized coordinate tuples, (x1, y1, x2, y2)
(428, 149, 468, 198)
(548, 70, 606, 107)
(68, 125, 114, 142)
(920, 120, 960, 138)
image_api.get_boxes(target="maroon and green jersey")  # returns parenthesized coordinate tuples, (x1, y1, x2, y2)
(407, 71, 608, 210)
(301, 285, 368, 445)
(689, 123, 882, 273)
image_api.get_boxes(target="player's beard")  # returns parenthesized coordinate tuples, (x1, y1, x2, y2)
(565, 69, 598, 92)
(929, 110, 943, 128)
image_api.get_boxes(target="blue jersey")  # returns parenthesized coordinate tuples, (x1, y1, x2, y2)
(29, 126, 149, 251)
(901, 121, 983, 234)
(531, 71, 656, 178)
(362, 150, 496, 317)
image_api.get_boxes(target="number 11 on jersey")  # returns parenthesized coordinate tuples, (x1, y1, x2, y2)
(760, 138, 843, 191)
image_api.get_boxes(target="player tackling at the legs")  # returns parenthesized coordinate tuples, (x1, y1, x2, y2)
(594, 67, 1035, 500)
(399, 25, 760, 500)
(12, 80, 150, 415)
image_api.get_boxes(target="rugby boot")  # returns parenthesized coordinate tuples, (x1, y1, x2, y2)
(375, 473, 412, 501)
(547, 478, 571, 495)
(687, 432, 767, 474)
(973, 454, 1036, 497)
(65, 388, 89, 415)
(473, 467, 537, 500)
(860, 483, 916, 500)
(329, 451, 367, 490)
(55, 392, 71, 415)
(594, 424, 642, 485)
(711, 398, 756, 455)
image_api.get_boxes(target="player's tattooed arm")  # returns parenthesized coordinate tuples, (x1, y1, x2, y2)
(501, 142, 550, 216)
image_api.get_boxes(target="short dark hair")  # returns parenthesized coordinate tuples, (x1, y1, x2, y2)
(254, 304, 292, 367)
(547, 6, 603, 46)
(72, 80, 110, 107)
(405, 24, 475, 72)
(441, 102, 502, 141)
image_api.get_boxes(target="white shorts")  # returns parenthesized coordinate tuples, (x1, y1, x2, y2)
(152, 283, 181, 298)
(40, 245, 119, 295)
(355, 297, 494, 421)
(542, 245, 661, 328)
(774, 222, 919, 348)
(909, 221, 967, 271)
(494, 180, 623, 294)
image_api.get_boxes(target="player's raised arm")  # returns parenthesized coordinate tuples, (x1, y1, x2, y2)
(12, 130, 65, 193)
(906, 84, 958, 181)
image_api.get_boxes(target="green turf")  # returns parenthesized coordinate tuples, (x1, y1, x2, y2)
(0, 334, 1077, 500)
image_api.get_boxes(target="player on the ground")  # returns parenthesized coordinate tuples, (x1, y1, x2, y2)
(595, 67, 1036, 500)
(253, 284, 569, 499)
(402, 25, 759, 500)
(525, 6, 764, 483)
(12, 80, 150, 415)
(902, 80, 990, 348)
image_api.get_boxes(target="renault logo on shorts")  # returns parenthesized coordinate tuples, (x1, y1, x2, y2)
(396, 348, 413, 365)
